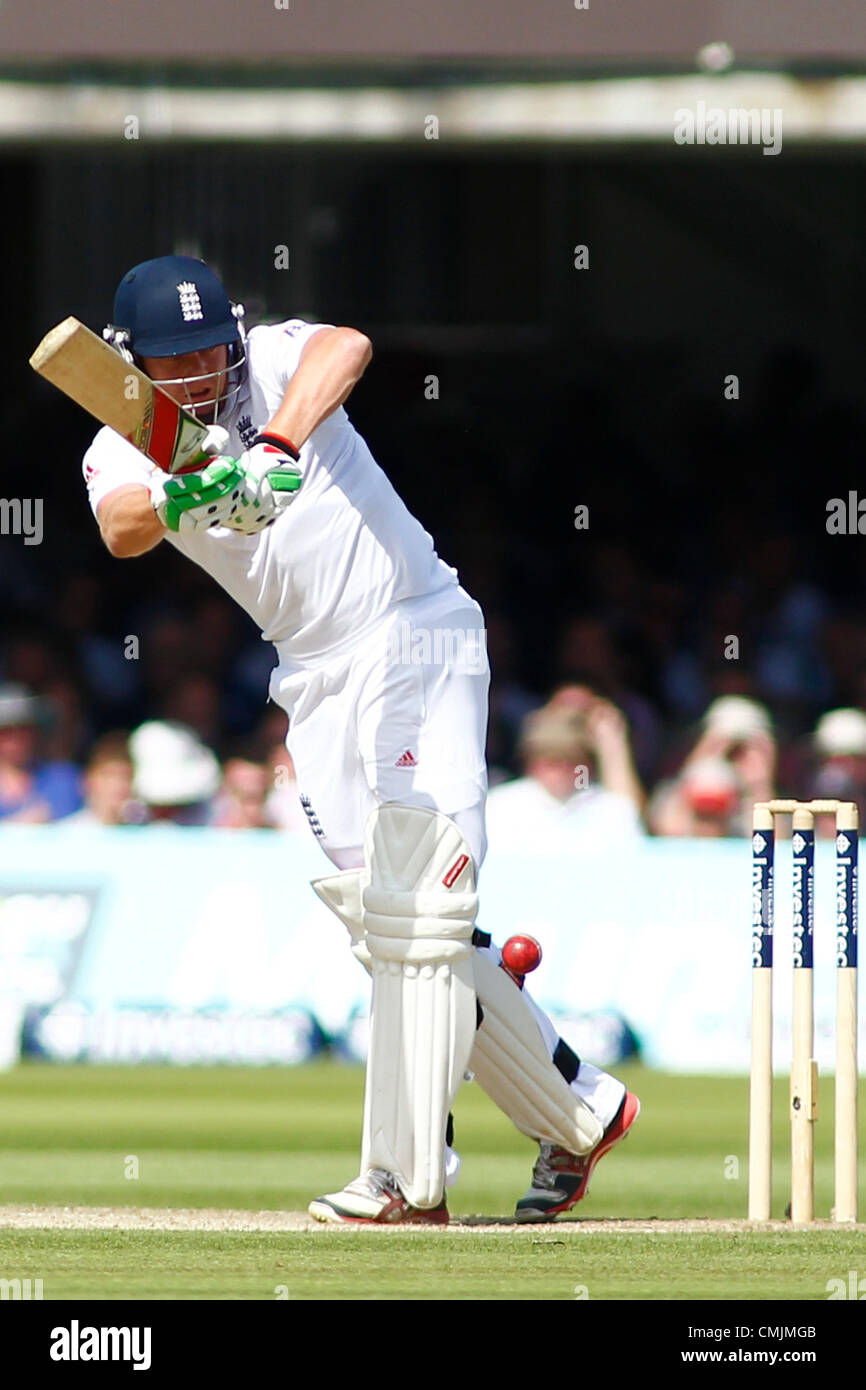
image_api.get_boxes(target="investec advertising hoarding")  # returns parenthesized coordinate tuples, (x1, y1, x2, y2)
(0, 826, 860, 1071)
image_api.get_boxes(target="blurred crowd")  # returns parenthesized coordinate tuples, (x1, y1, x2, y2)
(3, 551, 866, 840)
(0, 680, 306, 830)
(486, 687, 866, 845)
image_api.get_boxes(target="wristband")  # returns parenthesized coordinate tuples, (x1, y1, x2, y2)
(253, 432, 300, 461)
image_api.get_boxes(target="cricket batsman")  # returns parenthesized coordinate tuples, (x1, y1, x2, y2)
(83, 254, 639, 1222)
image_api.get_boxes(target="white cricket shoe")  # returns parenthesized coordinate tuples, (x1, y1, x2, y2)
(308, 1169, 450, 1225)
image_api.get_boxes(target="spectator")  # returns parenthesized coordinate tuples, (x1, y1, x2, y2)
(485, 703, 645, 853)
(39, 677, 92, 763)
(56, 572, 141, 722)
(61, 732, 140, 826)
(160, 672, 224, 749)
(806, 708, 866, 835)
(3, 633, 64, 691)
(253, 703, 290, 752)
(547, 684, 646, 816)
(554, 616, 660, 786)
(137, 617, 196, 706)
(129, 720, 220, 826)
(212, 751, 274, 829)
(747, 533, 832, 714)
(648, 756, 742, 837)
(0, 684, 82, 823)
(649, 695, 776, 837)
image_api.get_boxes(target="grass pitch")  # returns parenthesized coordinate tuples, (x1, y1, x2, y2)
(0, 1061, 862, 1299)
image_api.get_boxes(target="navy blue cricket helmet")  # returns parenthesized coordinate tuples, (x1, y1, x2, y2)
(108, 255, 242, 357)
(104, 255, 247, 419)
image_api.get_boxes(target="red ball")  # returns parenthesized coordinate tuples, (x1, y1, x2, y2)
(501, 934, 542, 976)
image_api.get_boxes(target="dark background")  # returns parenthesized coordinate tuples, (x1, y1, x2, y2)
(4, 137, 866, 784)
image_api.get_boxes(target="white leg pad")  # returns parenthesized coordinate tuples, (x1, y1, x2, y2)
(470, 950, 603, 1155)
(312, 862, 602, 1163)
(311, 868, 371, 968)
(360, 803, 478, 1209)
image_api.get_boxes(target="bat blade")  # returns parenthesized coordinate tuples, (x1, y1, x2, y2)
(29, 316, 210, 474)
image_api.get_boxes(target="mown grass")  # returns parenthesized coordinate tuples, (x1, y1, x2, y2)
(0, 1061, 861, 1299)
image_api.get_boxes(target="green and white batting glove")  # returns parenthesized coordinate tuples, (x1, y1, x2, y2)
(149, 433, 302, 536)
(149, 458, 260, 534)
(238, 433, 303, 515)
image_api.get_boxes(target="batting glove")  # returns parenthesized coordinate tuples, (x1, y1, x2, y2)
(238, 432, 303, 513)
(149, 458, 256, 534)
(149, 433, 302, 536)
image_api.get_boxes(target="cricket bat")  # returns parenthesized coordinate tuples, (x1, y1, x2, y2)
(29, 316, 212, 474)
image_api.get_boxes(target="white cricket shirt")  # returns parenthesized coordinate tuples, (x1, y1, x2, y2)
(83, 319, 461, 667)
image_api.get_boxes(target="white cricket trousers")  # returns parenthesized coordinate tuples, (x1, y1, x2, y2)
(269, 585, 489, 869)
